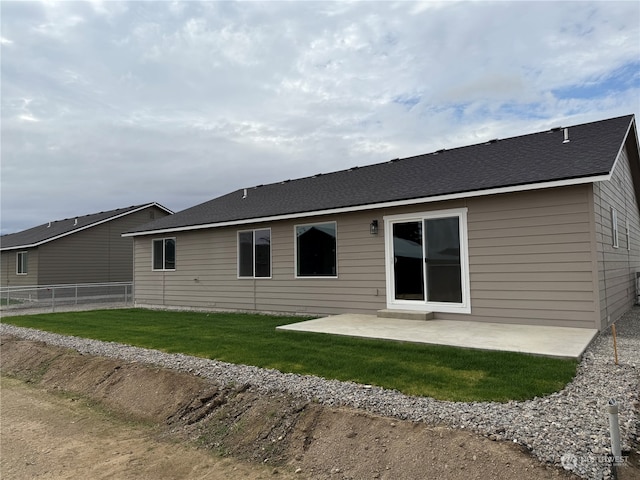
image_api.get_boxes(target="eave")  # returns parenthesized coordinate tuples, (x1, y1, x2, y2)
(123, 174, 611, 238)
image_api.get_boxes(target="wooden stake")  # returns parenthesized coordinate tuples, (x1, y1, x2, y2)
(612, 324, 619, 366)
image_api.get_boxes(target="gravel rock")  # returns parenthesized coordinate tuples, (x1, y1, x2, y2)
(2, 307, 639, 480)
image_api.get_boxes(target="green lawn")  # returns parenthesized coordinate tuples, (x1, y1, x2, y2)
(1, 308, 577, 402)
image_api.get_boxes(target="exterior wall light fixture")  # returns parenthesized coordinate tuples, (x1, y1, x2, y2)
(370, 220, 379, 235)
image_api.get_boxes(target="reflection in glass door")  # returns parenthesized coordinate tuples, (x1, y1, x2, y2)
(392, 222, 424, 300)
(425, 217, 462, 303)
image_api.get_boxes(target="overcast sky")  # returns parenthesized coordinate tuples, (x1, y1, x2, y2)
(1, 1, 639, 235)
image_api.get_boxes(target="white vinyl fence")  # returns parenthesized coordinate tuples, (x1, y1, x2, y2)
(0, 282, 133, 313)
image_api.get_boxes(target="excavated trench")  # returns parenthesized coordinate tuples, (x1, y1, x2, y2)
(1, 335, 583, 480)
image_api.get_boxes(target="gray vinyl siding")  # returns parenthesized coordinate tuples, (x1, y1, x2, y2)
(134, 211, 387, 315)
(38, 223, 112, 284)
(439, 185, 599, 329)
(133, 186, 600, 329)
(37, 207, 165, 285)
(593, 142, 640, 329)
(378, 187, 597, 329)
(0, 248, 39, 287)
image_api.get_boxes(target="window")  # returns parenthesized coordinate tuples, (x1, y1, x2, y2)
(611, 208, 619, 248)
(17, 251, 28, 275)
(295, 222, 337, 277)
(152, 238, 176, 270)
(238, 229, 271, 278)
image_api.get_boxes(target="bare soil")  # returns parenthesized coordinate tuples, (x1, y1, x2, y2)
(0, 335, 599, 479)
(1, 376, 289, 480)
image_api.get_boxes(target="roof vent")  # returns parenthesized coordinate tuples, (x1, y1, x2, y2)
(242, 188, 247, 199)
(74, 218, 78, 226)
(47, 221, 51, 228)
(434, 149, 446, 155)
(563, 127, 570, 143)
(486, 138, 498, 145)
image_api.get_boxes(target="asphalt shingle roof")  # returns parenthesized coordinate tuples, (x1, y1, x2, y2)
(128, 114, 635, 235)
(1, 204, 169, 250)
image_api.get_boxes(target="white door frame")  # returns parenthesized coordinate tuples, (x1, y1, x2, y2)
(383, 208, 471, 314)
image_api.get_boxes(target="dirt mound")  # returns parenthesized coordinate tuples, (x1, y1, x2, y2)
(1, 335, 582, 479)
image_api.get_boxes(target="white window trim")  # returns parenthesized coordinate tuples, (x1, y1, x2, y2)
(383, 208, 471, 314)
(152, 237, 176, 271)
(237, 228, 272, 279)
(611, 207, 619, 248)
(16, 251, 28, 275)
(294, 221, 338, 279)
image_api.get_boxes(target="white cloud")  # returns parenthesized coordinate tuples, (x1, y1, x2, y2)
(18, 114, 40, 123)
(32, 13, 85, 39)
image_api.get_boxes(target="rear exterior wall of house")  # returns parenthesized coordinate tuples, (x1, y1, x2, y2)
(133, 184, 602, 329)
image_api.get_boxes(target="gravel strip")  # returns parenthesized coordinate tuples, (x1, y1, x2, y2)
(2, 308, 639, 480)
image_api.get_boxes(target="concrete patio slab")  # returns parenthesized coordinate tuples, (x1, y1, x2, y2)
(277, 314, 599, 359)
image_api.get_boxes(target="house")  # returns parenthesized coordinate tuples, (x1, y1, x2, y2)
(124, 115, 640, 331)
(1, 203, 173, 288)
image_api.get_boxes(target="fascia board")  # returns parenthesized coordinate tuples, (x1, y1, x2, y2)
(607, 117, 636, 181)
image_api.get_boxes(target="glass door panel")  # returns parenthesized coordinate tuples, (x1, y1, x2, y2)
(392, 222, 425, 301)
(425, 217, 462, 303)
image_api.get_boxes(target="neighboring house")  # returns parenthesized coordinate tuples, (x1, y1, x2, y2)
(124, 115, 640, 331)
(1, 203, 173, 288)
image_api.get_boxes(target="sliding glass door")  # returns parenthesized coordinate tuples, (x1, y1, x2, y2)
(387, 209, 469, 313)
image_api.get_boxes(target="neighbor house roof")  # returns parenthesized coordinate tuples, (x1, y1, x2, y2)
(124, 114, 637, 237)
(1, 203, 173, 251)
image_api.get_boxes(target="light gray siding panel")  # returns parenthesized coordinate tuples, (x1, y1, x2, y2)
(449, 185, 599, 329)
(134, 211, 387, 313)
(472, 252, 591, 264)
(470, 231, 592, 248)
(386, 185, 597, 329)
(471, 242, 591, 255)
(133, 186, 601, 329)
(476, 280, 594, 292)
(470, 262, 593, 273)
(133, 236, 165, 304)
(470, 222, 591, 239)
(3, 205, 170, 287)
(0, 248, 39, 287)
(593, 141, 640, 329)
(38, 224, 112, 284)
(473, 289, 594, 302)
(471, 271, 593, 282)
